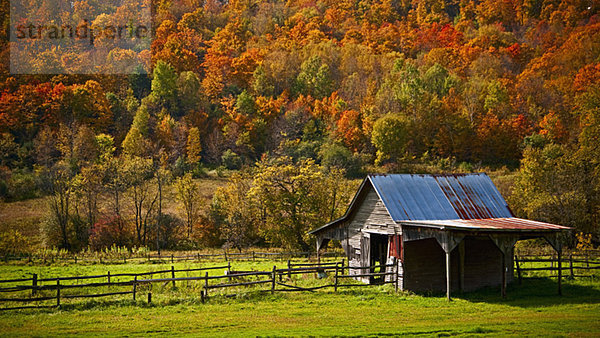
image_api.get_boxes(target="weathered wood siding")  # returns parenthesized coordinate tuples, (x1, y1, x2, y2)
(403, 237, 513, 292)
(343, 184, 398, 283)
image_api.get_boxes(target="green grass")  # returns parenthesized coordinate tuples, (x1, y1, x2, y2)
(0, 260, 599, 336)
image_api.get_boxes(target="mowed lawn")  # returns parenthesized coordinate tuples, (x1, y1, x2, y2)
(1, 260, 599, 337)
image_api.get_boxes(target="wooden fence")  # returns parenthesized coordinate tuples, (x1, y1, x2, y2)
(2, 250, 343, 265)
(0, 261, 400, 311)
(514, 254, 600, 283)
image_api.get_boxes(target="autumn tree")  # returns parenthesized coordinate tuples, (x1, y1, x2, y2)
(175, 172, 199, 238)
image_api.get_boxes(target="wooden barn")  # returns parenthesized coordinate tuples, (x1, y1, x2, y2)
(309, 173, 570, 299)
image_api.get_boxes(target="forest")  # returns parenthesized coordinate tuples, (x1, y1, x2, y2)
(0, 0, 599, 253)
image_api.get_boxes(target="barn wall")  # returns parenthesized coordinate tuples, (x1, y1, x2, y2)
(344, 185, 398, 282)
(463, 237, 513, 291)
(402, 237, 514, 292)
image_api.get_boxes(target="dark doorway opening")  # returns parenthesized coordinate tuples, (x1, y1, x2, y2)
(369, 234, 388, 284)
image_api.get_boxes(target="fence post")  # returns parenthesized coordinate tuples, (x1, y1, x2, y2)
(287, 259, 291, 279)
(147, 292, 152, 304)
(515, 255, 522, 285)
(569, 254, 574, 279)
(252, 251, 255, 261)
(171, 266, 175, 288)
(334, 263, 339, 292)
(271, 266, 276, 294)
(56, 278, 61, 307)
(108, 271, 111, 284)
(171, 254, 174, 263)
(224, 250, 228, 262)
(204, 272, 209, 299)
(133, 276, 137, 301)
(227, 262, 232, 283)
(200, 290, 205, 303)
(32, 273, 37, 296)
(74, 256, 77, 264)
(395, 263, 399, 293)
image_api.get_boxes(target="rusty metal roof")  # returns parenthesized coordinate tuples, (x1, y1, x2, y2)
(400, 218, 570, 231)
(368, 173, 514, 222)
(309, 173, 570, 235)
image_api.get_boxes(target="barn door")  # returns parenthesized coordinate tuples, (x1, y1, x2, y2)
(361, 233, 370, 271)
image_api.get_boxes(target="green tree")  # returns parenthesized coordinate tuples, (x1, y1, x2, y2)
(371, 114, 410, 166)
(151, 61, 179, 110)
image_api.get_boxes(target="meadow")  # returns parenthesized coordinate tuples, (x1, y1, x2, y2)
(0, 258, 599, 337)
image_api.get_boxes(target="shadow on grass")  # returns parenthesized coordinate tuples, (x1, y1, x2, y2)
(452, 277, 600, 307)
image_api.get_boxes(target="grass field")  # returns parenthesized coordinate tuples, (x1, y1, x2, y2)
(0, 259, 599, 337)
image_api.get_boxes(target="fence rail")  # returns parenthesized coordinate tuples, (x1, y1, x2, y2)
(0, 260, 401, 311)
(514, 253, 600, 283)
(2, 250, 344, 265)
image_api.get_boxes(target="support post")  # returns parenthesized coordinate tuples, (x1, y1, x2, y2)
(56, 278, 60, 307)
(133, 276, 137, 301)
(32, 273, 37, 296)
(515, 255, 522, 285)
(147, 292, 152, 304)
(204, 272, 209, 298)
(334, 263, 339, 292)
(271, 266, 276, 294)
(395, 262, 399, 293)
(171, 266, 175, 287)
(557, 250, 562, 296)
(458, 240, 465, 293)
(287, 259, 291, 279)
(569, 254, 574, 279)
(501, 251, 507, 298)
(446, 251, 451, 301)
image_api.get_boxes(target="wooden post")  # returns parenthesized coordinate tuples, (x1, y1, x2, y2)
(56, 278, 60, 307)
(171, 254, 174, 263)
(227, 262, 232, 283)
(133, 276, 137, 301)
(32, 273, 37, 296)
(557, 250, 562, 296)
(74, 256, 77, 264)
(271, 266, 276, 294)
(252, 251, 255, 261)
(334, 263, 339, 292)
(147, 292, 152, 304)
(200, 290, 205, 303)
(204, 272, 209, 298)
(458, 241, 465, 293)
(445, 251, 451, 301)
(341, 259, 345, 275)
(501, 251, 507, 298)
(515, 255, 522, 285)
(287, 259, 291, 279)
(108, 271, 111, 284)
(224, 250, 228, 261)
(569, 254, 574, 279)
(171, 266, 175, 287)
(395, 262, 399, 292)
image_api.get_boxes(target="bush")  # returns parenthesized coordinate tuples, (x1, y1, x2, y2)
(0, 230, 30, 256)
(222, 149, 242, 170)
(6, 169, 38, 201)
(319, 142, 363, 178)
(151, 213, 185, 250)
(89, 215, 133, 251)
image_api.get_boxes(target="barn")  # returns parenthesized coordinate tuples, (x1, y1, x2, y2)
(309, 173, 570, 299)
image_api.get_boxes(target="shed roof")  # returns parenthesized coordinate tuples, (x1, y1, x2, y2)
(309, 173, 570, 235)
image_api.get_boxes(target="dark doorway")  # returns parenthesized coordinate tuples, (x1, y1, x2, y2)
(369, 234, 388, 284)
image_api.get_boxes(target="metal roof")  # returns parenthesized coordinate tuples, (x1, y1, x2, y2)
(401, 218, 570, 232)
(309, 173, 570, 235)
(368, 173, 514, 222)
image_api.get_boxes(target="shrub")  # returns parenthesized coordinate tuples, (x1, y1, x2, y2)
(221, 149, 242, 170)
(0, 230, 30, 256)
(89, 215, 133, 251)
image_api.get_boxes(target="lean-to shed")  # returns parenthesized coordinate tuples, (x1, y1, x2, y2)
(309, 173, 570, 299)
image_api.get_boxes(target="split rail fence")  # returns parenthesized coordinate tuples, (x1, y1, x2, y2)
(2, 251, 343, 265)
(514, 253, 600, 283)
(0, 261, 400, 311)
